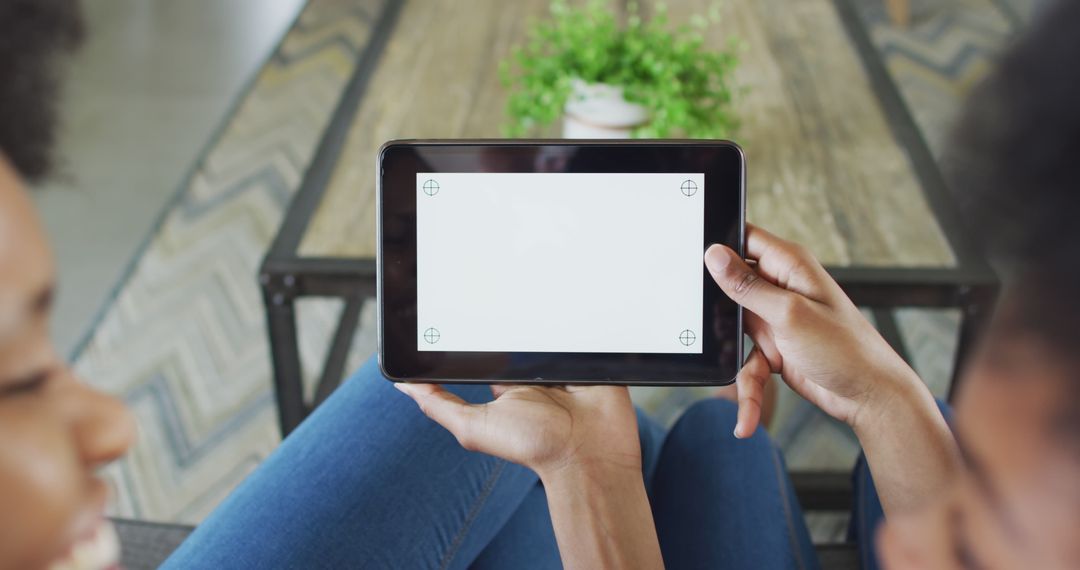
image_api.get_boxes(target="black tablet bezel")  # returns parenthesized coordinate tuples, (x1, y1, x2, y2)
(377, 140, 745, 385)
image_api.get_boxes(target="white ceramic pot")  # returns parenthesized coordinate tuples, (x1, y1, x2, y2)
(562, 78, 649, 139)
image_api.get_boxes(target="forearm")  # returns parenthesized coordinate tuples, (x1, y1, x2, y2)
(852, 370, 961, 515)
(540, 464, 664, 570)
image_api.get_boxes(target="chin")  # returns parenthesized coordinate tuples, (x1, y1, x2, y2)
(47, 519, 120, 570)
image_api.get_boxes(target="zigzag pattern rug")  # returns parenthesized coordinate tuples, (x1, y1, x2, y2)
(856, 0, 1018, 156)
(76, 0, 384, 522)
(75, 0, 1023, 525)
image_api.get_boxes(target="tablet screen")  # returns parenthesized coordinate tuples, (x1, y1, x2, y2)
(416, 172, 704, 354)
(379, 141, 744, 384)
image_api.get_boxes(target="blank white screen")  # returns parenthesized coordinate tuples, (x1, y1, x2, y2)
(416, 172, 704, 353)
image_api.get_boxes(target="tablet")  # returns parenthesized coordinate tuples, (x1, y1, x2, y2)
(378, 140, 744, 385)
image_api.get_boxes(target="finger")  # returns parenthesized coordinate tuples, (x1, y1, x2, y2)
(744, 224, 843, 305)
(744, 312, 783, 373)
(395, 383, 480, 445)
(743, 223, 798, 262)
(744, 310, 767, 339)
(734, 347, 771, 439)
(490, 384, 512, 398)
(704, 243, 799, 325)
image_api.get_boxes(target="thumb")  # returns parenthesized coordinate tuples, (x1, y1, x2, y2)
(704, 244, 795, 325)
(395, 383, 483, 450)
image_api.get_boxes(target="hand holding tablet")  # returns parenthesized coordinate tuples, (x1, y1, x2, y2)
(378, 140, 745, 385)
(389, 143, 959, 570)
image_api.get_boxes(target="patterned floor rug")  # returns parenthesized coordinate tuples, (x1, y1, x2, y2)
(75, 0, 385, 522)
(75, 0, 1024, 525)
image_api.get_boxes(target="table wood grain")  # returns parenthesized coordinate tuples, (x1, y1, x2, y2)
(297, 0, 955, 269)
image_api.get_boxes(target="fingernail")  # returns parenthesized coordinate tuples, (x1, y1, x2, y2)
(394, 382, 413, 395)
(704, 244, 732, 274)
(733, 425, 743, 439)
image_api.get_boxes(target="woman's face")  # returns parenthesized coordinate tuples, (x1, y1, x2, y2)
(0, 158, 135, 570)
(877, 304, 1080, 568)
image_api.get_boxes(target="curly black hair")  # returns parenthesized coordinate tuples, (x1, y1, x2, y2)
(945, 0, 1080, 327)
(0, 0, 84, 182)
(945, 0, 1080, 435)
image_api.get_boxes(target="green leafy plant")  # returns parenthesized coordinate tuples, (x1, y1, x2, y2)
(500, 0, 741, 138)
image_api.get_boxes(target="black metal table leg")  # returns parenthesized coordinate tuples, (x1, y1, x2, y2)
(263, 287, 307, 437)
(312, 296, 365, 408)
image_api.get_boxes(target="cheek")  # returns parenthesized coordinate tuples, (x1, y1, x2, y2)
(0, 411, 86, 569)
(955, 363, 1011, 433)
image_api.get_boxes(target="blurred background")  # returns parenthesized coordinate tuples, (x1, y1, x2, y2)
(30, 0, 1041, 555)
(33, 0, 304, 356)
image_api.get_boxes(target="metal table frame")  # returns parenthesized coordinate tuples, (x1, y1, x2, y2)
(259, 0, 401, 436)
(827, 0, 999, 400)
(259, 0, 998, 438)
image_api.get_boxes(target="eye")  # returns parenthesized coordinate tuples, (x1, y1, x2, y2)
(1, 370, 51, 397)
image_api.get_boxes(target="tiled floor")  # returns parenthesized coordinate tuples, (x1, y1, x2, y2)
(30, 0, 304, 357)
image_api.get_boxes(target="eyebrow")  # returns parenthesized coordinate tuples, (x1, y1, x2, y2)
(0, 283, 55, 344)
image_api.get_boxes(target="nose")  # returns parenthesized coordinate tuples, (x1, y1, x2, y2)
(68, 372, 137, 467)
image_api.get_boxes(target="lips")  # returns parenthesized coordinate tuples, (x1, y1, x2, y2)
(48, 519, 121, 570)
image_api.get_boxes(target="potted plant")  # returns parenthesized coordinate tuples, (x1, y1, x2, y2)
(500, 0, 741, 139)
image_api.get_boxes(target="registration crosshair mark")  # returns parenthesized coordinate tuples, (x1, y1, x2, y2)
(423, 179, 440, 196)
(680, 179, 698, 197)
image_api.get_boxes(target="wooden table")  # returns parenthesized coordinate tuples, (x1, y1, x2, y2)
(260, 0, 996, 436)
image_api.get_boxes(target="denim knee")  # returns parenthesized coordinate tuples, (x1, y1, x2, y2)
(677, 397, 738, 432)
(665, 398, 771, 454)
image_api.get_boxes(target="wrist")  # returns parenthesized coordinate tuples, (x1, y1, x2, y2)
(534, 440, 643, 485)
(846, 364, 959, 514)
(538, 456, 643, 491)
(850, 364, 933, 435)
(538, 450, 663, 570)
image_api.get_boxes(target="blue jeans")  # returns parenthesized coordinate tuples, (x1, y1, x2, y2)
(166, 356, 862, 569)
